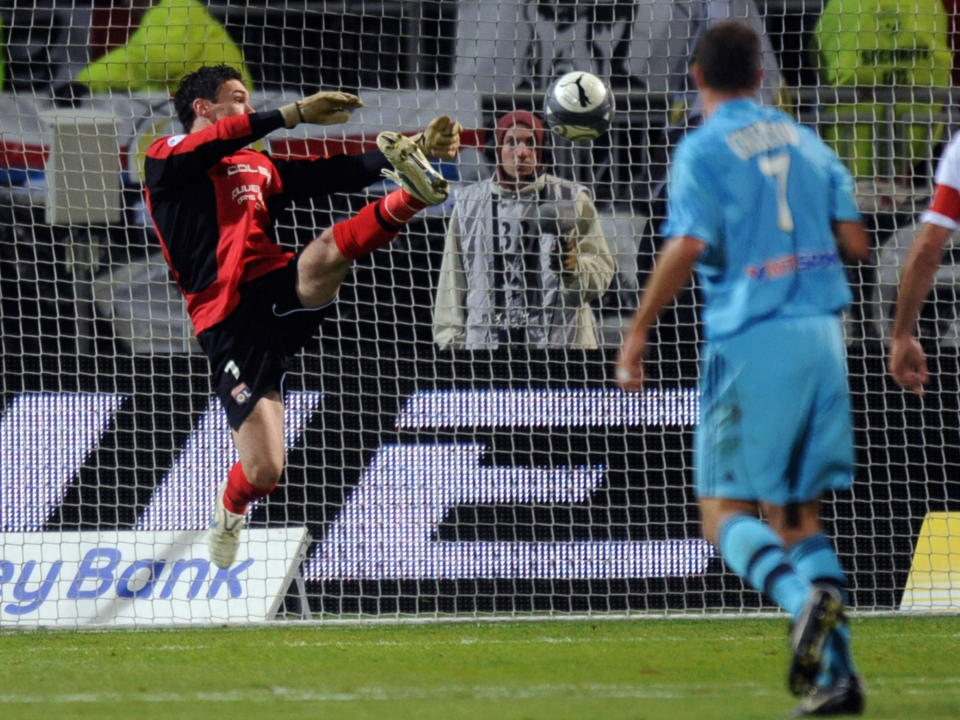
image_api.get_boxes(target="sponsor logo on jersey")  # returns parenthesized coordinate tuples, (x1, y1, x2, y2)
(746, 251, 841, 280)
(230, 382, 252, 405)
(227, 163, 272, 179)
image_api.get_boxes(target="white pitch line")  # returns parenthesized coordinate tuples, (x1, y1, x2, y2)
(7, 634, 747, 655)
(1, 678, 959, 705)
(0, 682, 794, 705)
(5, 628, 956, 655)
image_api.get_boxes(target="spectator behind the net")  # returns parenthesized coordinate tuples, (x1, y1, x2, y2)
(434, 110, 615, 350)
(811, 0, 952, 184)
(72, 0, 253, 95)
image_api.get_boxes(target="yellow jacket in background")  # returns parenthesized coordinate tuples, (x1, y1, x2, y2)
(812, 0, 952, 179)
(76, 0, 253, 94)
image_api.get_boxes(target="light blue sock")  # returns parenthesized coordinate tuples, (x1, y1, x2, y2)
(718, 514, 810, 617)
(788, 533, 858, 683)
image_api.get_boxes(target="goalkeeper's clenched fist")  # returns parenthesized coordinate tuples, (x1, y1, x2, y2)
(414, 115, 464, 159)
(279, 91, 364, 128)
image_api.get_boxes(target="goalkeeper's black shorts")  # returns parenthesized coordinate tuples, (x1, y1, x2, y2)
(197, 258, 334, 431)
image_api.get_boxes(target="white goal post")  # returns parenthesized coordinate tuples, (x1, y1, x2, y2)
(0, 0, 958, 627)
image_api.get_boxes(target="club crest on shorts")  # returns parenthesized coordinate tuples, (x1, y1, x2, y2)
(231, 382, 252, 405)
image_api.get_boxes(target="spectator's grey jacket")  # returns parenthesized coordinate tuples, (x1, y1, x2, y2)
(434, 173, 615, 349)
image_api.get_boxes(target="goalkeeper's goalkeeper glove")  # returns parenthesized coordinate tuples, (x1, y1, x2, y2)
(413, 115, 463, 159)
(279, 91, 364, 128)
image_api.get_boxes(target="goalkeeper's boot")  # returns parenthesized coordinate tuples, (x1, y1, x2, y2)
(377, 131, 449, 205)
(788, 585, 844, 696)
(207, 482, 244, 569)
(791, 673, 866, 717)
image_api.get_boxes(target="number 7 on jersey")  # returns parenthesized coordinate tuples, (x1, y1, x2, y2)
(758, 152, 794, 233)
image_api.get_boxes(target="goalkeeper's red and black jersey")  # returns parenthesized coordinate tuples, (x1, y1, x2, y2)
(144, 110, 388, 334)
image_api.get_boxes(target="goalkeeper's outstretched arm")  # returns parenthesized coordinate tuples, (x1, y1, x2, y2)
(279, 91, 462, 159)
(273, 108, 464, 199)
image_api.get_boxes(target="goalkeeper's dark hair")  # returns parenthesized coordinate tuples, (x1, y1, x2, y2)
(693, 21, 761, 92)
(174, 65, 244, 131)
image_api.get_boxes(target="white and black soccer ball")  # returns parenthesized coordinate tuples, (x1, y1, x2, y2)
(543, 71, 614, 143)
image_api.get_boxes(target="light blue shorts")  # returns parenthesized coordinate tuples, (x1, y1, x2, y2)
(694, 314, 854, 504)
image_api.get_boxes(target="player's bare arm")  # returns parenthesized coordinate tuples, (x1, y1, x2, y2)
(889, 222, 952, 395)
(616, 235, 704, 391)
(833, 220, 870, 262)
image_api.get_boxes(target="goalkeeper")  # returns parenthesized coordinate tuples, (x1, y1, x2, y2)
(143, 64, 461, 570)
(616, 23, 869, 717)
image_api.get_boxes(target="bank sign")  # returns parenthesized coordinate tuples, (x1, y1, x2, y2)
(0, 529, 310, 627)
(0, 388, 713, 592)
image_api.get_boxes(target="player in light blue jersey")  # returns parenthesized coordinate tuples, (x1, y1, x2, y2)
(616, 21, 870, 717)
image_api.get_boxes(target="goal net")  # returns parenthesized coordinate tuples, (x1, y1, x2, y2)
(0, 0, 957, 627)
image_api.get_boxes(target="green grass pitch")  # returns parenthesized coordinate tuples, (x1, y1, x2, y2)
(1, 615, 957, 719)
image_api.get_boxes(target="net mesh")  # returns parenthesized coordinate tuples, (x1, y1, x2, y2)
(0, 0, 958, 626)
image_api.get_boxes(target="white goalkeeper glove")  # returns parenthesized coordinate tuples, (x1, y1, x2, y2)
(279, 91, 364, 128)
(413, 115, 463, 159)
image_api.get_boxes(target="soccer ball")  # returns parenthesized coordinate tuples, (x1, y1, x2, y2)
(543, 71, 614, 143)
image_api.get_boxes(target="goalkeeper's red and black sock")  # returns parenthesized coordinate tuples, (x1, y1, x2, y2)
(222, 461, 275, 515)
(332, 190, 425, 260)
(381, 188, 427, 223)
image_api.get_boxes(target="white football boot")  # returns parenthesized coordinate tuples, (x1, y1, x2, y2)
(377, 131, 449, 206)
(207, 482, 244, 569)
